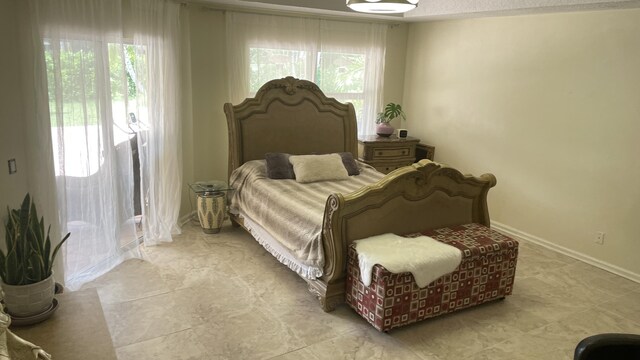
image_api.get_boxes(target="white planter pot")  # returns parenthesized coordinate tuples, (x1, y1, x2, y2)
(1, 274, 55, 317)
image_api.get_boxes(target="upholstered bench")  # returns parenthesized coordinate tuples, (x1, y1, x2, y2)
(345, 223, 519, 332)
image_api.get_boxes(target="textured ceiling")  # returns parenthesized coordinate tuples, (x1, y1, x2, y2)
(404, 0, 640, 20)
(199, 0, 640, 20)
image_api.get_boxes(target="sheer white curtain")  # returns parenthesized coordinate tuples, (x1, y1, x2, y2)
(27, 0, 183, 290)
(225, 13, 320, 103)
(226, 12, 387, 136)
(317, 20, 386, 136)
(130, 0, 183, 246)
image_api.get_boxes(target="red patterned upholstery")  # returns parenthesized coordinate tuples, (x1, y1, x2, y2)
(346, 223, 519, 332)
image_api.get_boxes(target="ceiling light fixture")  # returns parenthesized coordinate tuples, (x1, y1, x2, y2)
(346, 0, 419, 14)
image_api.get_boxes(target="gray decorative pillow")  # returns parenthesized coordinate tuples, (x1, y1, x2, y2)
(265, 153, 295, 179)
(339, 152, 360, 176)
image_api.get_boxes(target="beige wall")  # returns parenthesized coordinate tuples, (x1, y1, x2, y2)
(180, 7, 409, 215)
(0, 0, 29, 246)
(404, 9, 640, 278)
(179, 8, 230, 218)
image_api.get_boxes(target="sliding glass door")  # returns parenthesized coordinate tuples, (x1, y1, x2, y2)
(44, 38, 145, 289)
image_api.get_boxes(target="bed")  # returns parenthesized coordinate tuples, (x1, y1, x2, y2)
(224, 76, 496, 311)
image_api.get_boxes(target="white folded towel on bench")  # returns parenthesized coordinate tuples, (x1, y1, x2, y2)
(354, 233, 463, 288)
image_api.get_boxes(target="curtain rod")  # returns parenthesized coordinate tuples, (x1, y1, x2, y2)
(179, 0, 404, 26)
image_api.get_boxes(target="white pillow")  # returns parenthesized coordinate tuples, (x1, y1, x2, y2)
(289, 154, 350, 184)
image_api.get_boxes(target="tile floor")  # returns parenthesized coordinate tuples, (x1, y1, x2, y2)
(82, 222, 640, 360)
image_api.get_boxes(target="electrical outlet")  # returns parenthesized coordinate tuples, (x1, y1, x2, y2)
(595, 231, 605, 245)
(8, 159, 16, 174)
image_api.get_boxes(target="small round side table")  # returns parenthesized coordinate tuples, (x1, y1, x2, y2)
(189, 181, 233, 234)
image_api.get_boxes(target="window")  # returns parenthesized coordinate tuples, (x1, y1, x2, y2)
(249, 48, 367, 121)
(44, 39, 146, 177)
(249, 48, 309, 91)
(317, 51, 366, 122)
(227, 12, 387, 135)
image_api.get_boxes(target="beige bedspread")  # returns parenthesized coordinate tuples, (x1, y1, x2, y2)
(229, 160, 384, 279)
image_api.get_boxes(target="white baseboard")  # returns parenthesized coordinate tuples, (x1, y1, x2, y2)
(492, 221, 640, 284)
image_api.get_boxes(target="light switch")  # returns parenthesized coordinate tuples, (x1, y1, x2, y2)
(8, 159, 16, 174)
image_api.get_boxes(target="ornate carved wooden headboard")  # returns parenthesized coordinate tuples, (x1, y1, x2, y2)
(223, 77, 358, 177)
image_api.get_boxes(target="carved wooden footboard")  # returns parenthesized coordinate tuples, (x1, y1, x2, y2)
(308, 160, 496, 311)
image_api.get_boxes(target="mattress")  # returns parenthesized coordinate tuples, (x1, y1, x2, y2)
(229, 160, 384, 279)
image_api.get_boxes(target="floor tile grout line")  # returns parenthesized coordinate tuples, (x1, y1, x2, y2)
(114, 327, 195, 352)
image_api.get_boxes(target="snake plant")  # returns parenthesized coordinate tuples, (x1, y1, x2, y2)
(0, 194, 70, 286)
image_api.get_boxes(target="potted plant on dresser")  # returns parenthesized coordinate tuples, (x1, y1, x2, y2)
(376, 102, 407, 137)
(0, 194, 70, 318)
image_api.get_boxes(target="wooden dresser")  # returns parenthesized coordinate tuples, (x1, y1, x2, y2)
(358, 135, 420, 174)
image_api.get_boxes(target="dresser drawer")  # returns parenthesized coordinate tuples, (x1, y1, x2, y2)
(372, 146, 412, 159)
(373, 161, 414, 174)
